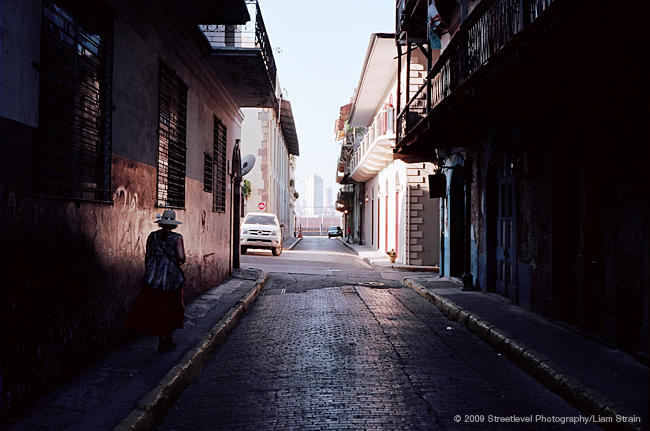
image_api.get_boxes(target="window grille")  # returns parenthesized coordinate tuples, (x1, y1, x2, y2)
(213, 116, 227, 212)
(37, 0, 113, 201)
(157, 62, 187, 208)
(203, 153, 213, 193)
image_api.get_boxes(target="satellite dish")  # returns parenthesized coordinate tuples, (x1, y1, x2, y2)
(241, 154, 255, 176)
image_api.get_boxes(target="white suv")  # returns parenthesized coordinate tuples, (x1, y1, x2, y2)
(240, 212, 284, 256)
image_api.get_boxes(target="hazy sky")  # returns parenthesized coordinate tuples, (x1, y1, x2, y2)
(257, 0, 395, 207)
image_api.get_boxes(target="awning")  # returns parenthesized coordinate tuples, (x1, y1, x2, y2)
(280, 100, 300, 156)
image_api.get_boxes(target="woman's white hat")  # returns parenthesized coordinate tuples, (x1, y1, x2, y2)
(155, 209, 182, 226)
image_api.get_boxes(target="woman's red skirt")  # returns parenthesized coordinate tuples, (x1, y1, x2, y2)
(125, 287, 185, 336)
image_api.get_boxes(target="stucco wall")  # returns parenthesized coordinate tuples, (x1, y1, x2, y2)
(1, 0, 243, 418)
(240, 107, 293, 239)
(360, 161, 439, 266)
(460, 119, 647, 355)
(240, 108, 265, 214)
(0, 0, 41, 127)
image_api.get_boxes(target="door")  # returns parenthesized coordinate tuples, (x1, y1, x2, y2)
(377, 198, 381, 250)
(495, 153, 514, 299)
(371, 198, 374, 245)
(395, 190, 399, 257)
(385, 195, 389, 252)
(449, 167, 465, 277)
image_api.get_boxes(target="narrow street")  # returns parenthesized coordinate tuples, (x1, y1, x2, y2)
(2, 0, 647, 428)
(158, 237, 594, 430)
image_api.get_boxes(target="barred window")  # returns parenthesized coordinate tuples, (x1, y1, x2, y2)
(37, 0, 113, 201)
(157, 62, 187, 208)
(213, 116, 227, 212)
(203, 153, 213, 193)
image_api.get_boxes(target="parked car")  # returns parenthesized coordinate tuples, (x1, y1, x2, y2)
(240, 212, 284, 256)
(328, 226, 343, 238)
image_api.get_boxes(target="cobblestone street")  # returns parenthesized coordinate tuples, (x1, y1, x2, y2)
(159, 238, 595, 430)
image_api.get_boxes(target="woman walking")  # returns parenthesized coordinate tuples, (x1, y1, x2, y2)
(126, 209, 186, 351)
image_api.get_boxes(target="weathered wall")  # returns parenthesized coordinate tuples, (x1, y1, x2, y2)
(0, 0, 41, 127)
(1, 0, 243, 418)
(464, 116, 648, 355)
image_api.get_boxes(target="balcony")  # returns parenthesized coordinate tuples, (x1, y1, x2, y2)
(335, 136, 355, 184)
(396, 0, 559, 152)
(349, 108, 395, 182)
(396, 0, 427, 45)
(170, 0, 250, 25)
(199, 0, 277, 108)
(336, 184, 355, 213)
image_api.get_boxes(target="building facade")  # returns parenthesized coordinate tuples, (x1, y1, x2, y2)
(395, 0, 648, 355)
(336, 33, 439, 265)
(0, 0, 279, 418)
(240, 98, 300, 241)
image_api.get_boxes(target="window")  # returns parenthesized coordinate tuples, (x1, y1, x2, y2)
(203, 153, 213, 193)
(243, 214, 276, 225)
(213, 116, 227, 212)
(157, 62, 187, 208)
(37, 0, 113, 201)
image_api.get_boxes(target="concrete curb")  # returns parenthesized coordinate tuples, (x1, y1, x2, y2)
(391, 264, 439, 273)
(335, 239, 376, 268)
(285, 236, 302, 250)
(403, 277, 643, 431)
(337, 239, 439, 272)
(114, 271, 269, 431)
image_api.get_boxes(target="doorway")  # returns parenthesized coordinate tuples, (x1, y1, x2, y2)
(487, 151, 516, 301)
(449, 167, 465, 277)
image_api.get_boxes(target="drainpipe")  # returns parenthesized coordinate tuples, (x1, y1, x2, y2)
(462, 158, 474, 290)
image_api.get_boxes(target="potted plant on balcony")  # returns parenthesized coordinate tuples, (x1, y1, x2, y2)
(387, 249, 397, 263)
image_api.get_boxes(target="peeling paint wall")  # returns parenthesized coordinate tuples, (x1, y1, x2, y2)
(1, 0, 243, 418)
(461, 118, 648, 355)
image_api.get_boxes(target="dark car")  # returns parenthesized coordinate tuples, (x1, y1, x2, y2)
(328, 226, 343, 238)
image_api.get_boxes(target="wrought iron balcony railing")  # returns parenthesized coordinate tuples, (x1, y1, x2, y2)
(199, 0, 277, 96)
(397, 0, 556, 144)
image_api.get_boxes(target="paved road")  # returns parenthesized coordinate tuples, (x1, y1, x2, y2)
(240, 237, 376, 276)
(159, 238, 596, 430)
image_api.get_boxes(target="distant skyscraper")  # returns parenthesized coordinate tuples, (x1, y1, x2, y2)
(326, 186, 333, 215)
(305, 174, 324, 216)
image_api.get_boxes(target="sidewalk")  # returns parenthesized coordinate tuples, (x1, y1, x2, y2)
(283, 235, 302, 250)
(337, 239, 438, 272)
(403, 276, 648, 431)
(8, 269, 268, 431)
